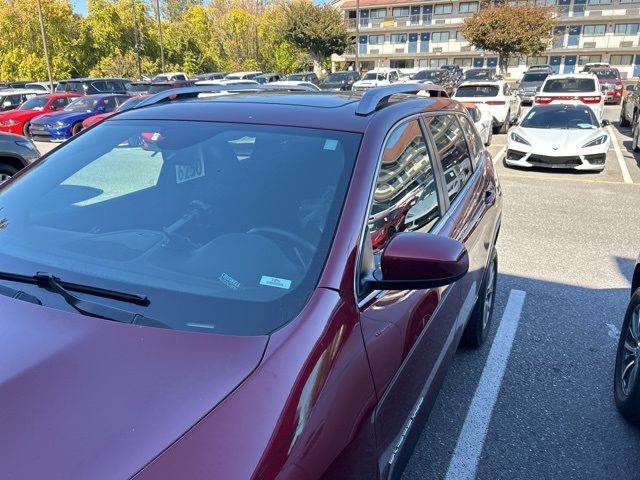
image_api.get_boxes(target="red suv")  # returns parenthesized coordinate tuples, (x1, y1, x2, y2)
(0, 84, 501, 479)
(590, 67, 624, 104)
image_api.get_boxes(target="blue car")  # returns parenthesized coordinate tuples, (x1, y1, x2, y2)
(29, 94, 129, 142)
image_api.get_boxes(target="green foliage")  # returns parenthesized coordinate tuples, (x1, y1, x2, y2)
(462, 3, 554, 73)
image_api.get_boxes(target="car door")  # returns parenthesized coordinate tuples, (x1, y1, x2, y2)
(358, 118, 463, 479)
(503, 84, 517, 121)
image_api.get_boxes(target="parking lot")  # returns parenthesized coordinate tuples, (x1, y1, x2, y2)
(403, 104, 640, 479)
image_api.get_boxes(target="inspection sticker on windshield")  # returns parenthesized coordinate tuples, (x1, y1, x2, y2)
(323, 139, 338, 151)
(176, 158, 205, 184)
(260, 275, 291, 290)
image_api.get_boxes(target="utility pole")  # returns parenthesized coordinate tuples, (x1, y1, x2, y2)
(355, 0, 360, 74)
(155, 0, 165, 72)
(132, 0, 142, 80)
(36, 0, 54, 91)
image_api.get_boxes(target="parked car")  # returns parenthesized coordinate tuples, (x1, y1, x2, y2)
(0, 89, 42, 112)
(580, 62, 610, 73)
(29, 94, 130, 141)
(440, 64, 463, 81)
(147, 80, 194, 94)
(193, 72, 227, 81)
(286, 71, 320, 84)
(254, 73, 285, 84)
(620, 80, 640, 128)
(412, 69, 455, 95)
(463, 102, 493, 146)
(589, 67, 624, 104)
(82, 95, 150, 129)
(269, 80, 321, 91)
(24, 82, 54, 93)
(630, 113, 640, 152)
(0, 83, 501, 479)
(534, 73, 604, 120)
(318, 71, 360, 91)
(6, 81, 32, 89)
(55, 78, 129, 95)
(127, 81, 152, 95)
(453, 80, 521, 133)
(152, 72, 189, 82)
(224, 71, 263, 80)
(456, 68, 498, 87)
(0, 93, 81, 137)
(0, 131, 39, 180)
(515, 70, 551, 105)
(505, 104, 609, 171)
(614, 258, 640, 425)
(352, 68, 402, 91)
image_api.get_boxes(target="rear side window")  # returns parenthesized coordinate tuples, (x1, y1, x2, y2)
(51, 98, 69, 109)
(175, 75, 187, 81)
(367, 119, 441, 252)
(425, 115, 473, 203)
(455, 85, 499, 97)
(543, 78, 597, 93)
(458, 115, 483, 168)
(91, 81, 107, 92)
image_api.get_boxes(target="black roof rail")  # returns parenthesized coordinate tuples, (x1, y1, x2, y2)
(134, 83, 318, 109)
(355, 83, 449, 116)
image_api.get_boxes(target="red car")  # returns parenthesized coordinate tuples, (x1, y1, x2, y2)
(0, 84, 501, 479)
(0, 93, 81, 136)
(82, 95, 150, 129)
(590, 67, 624, 104)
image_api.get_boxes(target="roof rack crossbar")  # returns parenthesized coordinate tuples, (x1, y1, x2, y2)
(355, 83, 449, 116)
(135, 83, 318, 109)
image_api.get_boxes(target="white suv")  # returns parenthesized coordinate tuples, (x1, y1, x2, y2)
(534, 74, 604, 120)
(452, 80, 521, 134)
(352, 69, 402, 92)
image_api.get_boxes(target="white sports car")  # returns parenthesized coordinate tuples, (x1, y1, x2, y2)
(505, 103, 609, 171)
(463, 102, 493, 146)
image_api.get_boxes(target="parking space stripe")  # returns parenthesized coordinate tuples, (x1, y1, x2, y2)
(499, 173, 640, 187)
(492, 145, 506, 165)
(608, 126, 632, 184)
(444, 289, 526, 480)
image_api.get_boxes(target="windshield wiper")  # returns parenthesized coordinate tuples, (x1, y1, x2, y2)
(0, 283, 41, 305)
(0, 270, 160, 326)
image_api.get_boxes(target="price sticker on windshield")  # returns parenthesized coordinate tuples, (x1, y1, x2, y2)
(176, 158, 205, 184)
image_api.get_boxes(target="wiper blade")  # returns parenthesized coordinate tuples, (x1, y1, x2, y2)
(0, 283, 41, 305)
(0, 270, 148, 305)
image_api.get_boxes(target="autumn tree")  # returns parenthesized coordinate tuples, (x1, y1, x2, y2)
(462, 2, 554, 75)
(280, 0, 349, 76)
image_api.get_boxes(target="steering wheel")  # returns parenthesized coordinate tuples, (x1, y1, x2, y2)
(247, 227, 316, 269)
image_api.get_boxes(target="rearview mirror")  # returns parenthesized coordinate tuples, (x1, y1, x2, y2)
(602, 119, 611, 126)
(365, 232, 469, 290)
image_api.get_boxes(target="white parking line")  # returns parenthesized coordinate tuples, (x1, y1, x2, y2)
(492, 145, 506, 165)
(608, 126, 632, 184)
(444, 289, 526, 480)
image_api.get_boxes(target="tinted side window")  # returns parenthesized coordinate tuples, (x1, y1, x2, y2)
(424, 114, 473, 203)
(367, 119, 441, 252)
(175, 75, 186, 81)
(458, 115, 484, 168)
(50, 98, 69, 109)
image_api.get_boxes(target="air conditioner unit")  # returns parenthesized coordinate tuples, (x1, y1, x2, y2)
(433, 47, 443, 53)
(461, 46, 471, 52)
(627, 8, 640, 15)
(370, 49, 380, 54)
(435, 19, 446, 24)
(619, 41, 633, 47)
(590, 10, 602, 16)
(395, 48, 406, 53)
(583, 42, 596, 48)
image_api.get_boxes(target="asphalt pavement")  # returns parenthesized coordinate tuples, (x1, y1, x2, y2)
(402, 104, 640, 480)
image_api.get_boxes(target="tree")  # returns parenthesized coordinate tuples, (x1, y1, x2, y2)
(462, 2, 554, 75)
(280, 0, 349, 76)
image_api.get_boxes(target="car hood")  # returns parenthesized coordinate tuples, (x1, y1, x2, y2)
(513, 126, 606, 152)
(0, 109, 43, 123)
(32, 110, 93, 125)
(0, 296, 268, 479)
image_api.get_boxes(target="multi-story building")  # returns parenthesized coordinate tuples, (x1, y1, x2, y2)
(331, 0, 640, 79)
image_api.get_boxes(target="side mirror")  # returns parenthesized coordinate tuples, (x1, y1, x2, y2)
(602, 119, 611, 126)
(365, 232, 469, 290)
(626, 84, 636, 91)
(2, 100, 12, 109)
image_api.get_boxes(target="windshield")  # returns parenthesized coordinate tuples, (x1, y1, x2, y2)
(64, 97, 97, 111)
(20, 96, 49, 110)
(542, 78, 597, 93)
(521, 105, 598, 129)
(414, 71, 442, 81)
(593, 70, 619, 79)
(363, 72, 385, 81)
(0, 120, 360, 335)
(323, 73, 349, 83)
(463, 70, 490, 80)
(455, 85, 499, 97)
(522, 73, 549, 83)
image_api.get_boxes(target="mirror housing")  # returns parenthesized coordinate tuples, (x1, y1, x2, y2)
(602, 119, 611, 126)
(365, 232, 469, 291)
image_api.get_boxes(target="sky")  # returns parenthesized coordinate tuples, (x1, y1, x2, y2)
(72, 0, 87, 15)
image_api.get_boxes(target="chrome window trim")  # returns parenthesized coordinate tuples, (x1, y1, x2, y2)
(355, 110, 483, 308)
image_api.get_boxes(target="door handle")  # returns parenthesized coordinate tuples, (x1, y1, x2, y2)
(484, 189, 496, 205)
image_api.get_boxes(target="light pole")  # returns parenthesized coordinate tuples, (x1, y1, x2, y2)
(154, 0, 165, 72)
(36, 0, 54, 91)
(355, 0, 360, 74)
(132, 0, 142, 80)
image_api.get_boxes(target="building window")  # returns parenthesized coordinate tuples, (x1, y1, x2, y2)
(583, 24, 606, 35)
(370, 8, 386, 18)
(609, 54, 634, 65)
(430, 58, 449, 67)
(527, 55, 548, 66)
(453, 58, 473, 68)
(455, 31, 467, 41)
(434, 3, 454, 15)
(390, 33, 407, 43)
(392, 7, 410, 16)
(614, 23, 640, 35)
(390, 59, 415, 68)
(369, 35, 384, 44)
(535, 0, 556, 5)
(432, 31, 451, 42)
(348, 10, 356, 18)
(360, 61, 375, 71)
(620, 0, 640, 4)
(587, 0, 611, 4)
(459, 1, 479, 12)
(578, 54, 602, 65)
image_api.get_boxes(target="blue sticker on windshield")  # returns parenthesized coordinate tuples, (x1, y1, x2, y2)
(260, 275, 292, 289)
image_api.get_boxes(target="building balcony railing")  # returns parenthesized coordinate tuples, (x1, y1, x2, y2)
(550, 4, 640, 19)
(341, 41, 478, 57)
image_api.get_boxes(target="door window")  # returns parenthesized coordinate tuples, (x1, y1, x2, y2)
(424, 115, 473, 203)
(458, 115, 484, 168)
(366, 119, 441, 255)
(50, 97, 70, 109)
